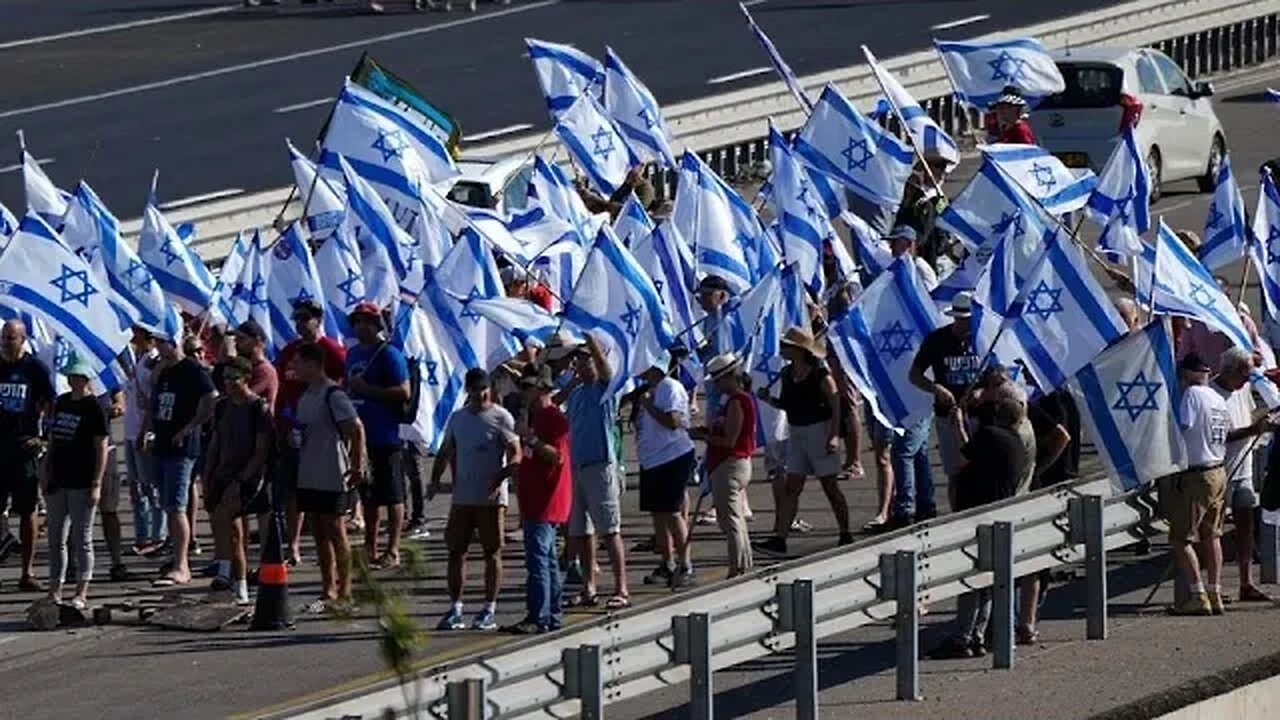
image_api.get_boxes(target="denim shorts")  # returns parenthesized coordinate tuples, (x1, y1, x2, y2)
(155, 456, 196, 513)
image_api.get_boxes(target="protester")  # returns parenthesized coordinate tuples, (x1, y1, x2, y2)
(562, 335, 630, 609)
(578, 166, 657, 217)
(123, 327, 166, 556)
(0, 319, 56, 591)
(693, 274, 751, 525)
(507, 364, 572, 634)
(988, 85, 1037, 144)
(887, 224, 938, 291)
(143, 332, 218, 587)
(184, 331, 216, 561)
(96, 383, 129, 581)
(894, 148, 954, 269)
(41, 359, 109, 608)
(634, 352, 697, 589)
(293, 343, 365, 613)
(431, 368, 520, 631)
(346, 302, 411, 569)
(704, 354, 757, 577)
(500, 265, 554, 312)
(755, 327, 853, 554)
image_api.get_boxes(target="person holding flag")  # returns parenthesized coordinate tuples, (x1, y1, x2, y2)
(988, 86, 1038, 145)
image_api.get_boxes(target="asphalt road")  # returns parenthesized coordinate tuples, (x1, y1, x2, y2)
(0, 0, 1122, 214)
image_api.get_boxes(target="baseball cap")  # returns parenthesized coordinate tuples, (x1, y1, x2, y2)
(348, 302, 383, 326)
(464, 367, 490, 391)
(887, 225, 918, 244)
(63, 357, 95, 380)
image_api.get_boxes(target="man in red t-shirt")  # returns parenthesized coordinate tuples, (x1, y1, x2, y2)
(989, 85, 1038, 145)
(508, 364, 572, 634)
(501, 266, 555, 312)
(274, 300, 347, 562)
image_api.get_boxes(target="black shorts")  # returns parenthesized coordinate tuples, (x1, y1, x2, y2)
(639, 450, 696, 513)
(296, 488, 354, 516)
(359, 445, 405, 508)
(0, 448, 40, 515)
(271, 445, 300, 499)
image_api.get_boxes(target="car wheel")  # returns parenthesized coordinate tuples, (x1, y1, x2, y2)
(1197, 135, 1225, 193)
(1147, 147, 1163, 204)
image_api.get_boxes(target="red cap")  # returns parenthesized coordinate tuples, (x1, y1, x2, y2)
(348, 302, 383, 322)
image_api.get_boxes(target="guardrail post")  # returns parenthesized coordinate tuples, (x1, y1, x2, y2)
(690, 612, 713, 720)
(446, 678, 485, 720)
(580, 645, 603, 720)
(1261, 519, 1279, 585)
(894, 549, 920, 701)
(1083, 495, 1108, 640)
(992, 521, 1016, 669)
(793, 580, 818, 720)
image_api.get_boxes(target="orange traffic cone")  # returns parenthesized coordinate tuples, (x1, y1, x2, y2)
(250, 510, 294, 630)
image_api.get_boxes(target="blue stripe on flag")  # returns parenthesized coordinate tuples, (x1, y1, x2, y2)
(1075, 362, 1140, 489)
(1014, 319, 1067, 389)
(337, 88, 453, 166)
(847, 310, 909, 422)
(7, 286, 121, 369)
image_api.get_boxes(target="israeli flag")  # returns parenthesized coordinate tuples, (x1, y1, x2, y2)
(227, 232, 271, 336)
(399, 303, 464, 453)
(20, 150, 69, 228)
(61, 181, 179, 338)
(746, 268, 794, 448)
(528, 156, 604, 243)
(464, 207, 537, 266)
(846, 210, 892, 279)
(563, 226, 675, 398)
(934, 38, 1066, 108)
(214, 232, 252, 316)
(1134, 240, 1157, 307)
(504, 205, 578, 258)
(828, 257, 943, 430)
(1250, 169, 1280, 321)
(604, 47, 676, 168)
(740, 2, 813, 113)
(971, 218, 1034, 362)
(985, 144, 1097, 216)
(467, 296, 567, 347)
(1198, 154, 1251, 271)
(315, 227, 366, 342)
(935, 226, 1002, 309)
(632, 222, 698, 337)
(1085, 126, 1151, 256)
(863, 46, 960, 171)
(555, 94, 637, 196)
(138, 179, 221, 322)
(0, 214, 130, 381)
(337, 154, 421, 306)
(265, 222, 338, 355)
(526, 38, 603, 118)
(1071, 319, 1185, 491)
(1153, 218, 1253, 352)
(287, 139, 344, 242)
(671, 151, 758, 295)
(768, 121, 834, 294)
(794, 84, 915, 210)
(937, 154, 1050, 251)
(613, 194, 655, 248)
(730, 263, 785, 357)
(1, 201, 18, 240)
(433, 227, 520, 371)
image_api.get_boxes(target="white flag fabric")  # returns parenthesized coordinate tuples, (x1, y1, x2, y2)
(315, 229, 366, 342)
(530, 239, 587, 313)
(555, 94, 636, 196)
(433, 228, 520, 371)
(631, 222, 698, 337)
(769, 122, 834, 294)
(937, 153, 1051, 251)
(1197, 154, 1251, 272)
(21, 150, 69, 228)
(337, 154, 422, 307)
(526, 38, 603, 119)
(1085, 126, 1151, 257)
(399, 303, 464, 453)
(138, 186, 221, 321)
(215, 232, 252, 318)
(984, 144, 1097, 216)
(264, 222, 337, 355)
(528, 156, 604, 243)
(672, 151, 758, 295)
(613, 194, 655, 249)
(1251, 170, 1280, 321)
(227, 232, 271, 338)
(467, 296, 567, 347)
(0, 201, 17, 240)
(1071, 319, 1185, 491)
(604, 47, 676, 168)
(1153, 219, 1253, 353)
(846, 210, 892, 279)
(863, 46, 960, 171)
(934, 38, 1066, 108)
(740, 2, 812, 113)
(287, 139, 344, 242)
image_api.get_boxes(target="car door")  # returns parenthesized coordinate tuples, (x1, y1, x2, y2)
(1131, 52, 1181, 179)
(1149, 50, 1214, 181)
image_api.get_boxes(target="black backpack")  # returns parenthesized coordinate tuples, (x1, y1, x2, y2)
(359, 343, 422, 424)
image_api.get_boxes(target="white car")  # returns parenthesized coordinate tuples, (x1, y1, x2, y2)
(1028, 47, 1226, 202)
(444, 154, 535, 213)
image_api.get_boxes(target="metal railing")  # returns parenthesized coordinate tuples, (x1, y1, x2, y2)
(279, 474, 1162, 719)
(116, 0, 1280, 267)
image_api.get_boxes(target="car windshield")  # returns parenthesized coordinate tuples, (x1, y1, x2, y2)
(448, 181, 494, 209)
(1036, 63, 1123, 109)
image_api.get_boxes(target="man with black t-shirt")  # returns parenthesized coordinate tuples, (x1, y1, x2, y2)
(0, 319, 55, 591)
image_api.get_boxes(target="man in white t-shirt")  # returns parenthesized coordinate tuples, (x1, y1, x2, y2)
(123, 327, 166, 556)
(1212, 348, 1275, 603)
(887, 225, 939, 292)
(634, 352, 697, 589)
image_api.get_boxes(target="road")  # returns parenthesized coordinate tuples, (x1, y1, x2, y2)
(0, 0, 1124, 214)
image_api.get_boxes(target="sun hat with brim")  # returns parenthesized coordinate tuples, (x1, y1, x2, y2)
(63, 357, 95, 380)
(779, 327, 827, 359)
(706, 353, 742, 381)
(992, 85, 1028, 108)
(542, 329, 584, 362)
(1179, 353, 1211, 373)
(946, 291, 974, 318)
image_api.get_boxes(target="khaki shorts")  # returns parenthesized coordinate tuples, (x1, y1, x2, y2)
(786, 422, 842, 479)
(99, 445, 122, 513)
(1164, 466, 1227, 544)
(445, 505, 506, 555)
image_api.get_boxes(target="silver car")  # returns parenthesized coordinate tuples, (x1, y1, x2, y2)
(1028, 47, 1226, 202)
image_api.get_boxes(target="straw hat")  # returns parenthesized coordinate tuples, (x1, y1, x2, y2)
(779, 326, 827, 359)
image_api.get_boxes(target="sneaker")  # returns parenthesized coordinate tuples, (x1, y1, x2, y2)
(406, 520, 431, 540)
(968, 638, 987, 657)
(109, 564, 130, 582)
(1168, 593, 1213, 616)
(234, 586, 251, 606)
(669, 567, 695, 590)
(471, 609, 498, 631)
(790, 519, 814, 534)
(0, 532, 18, 563)
(188, 540, 203, 557)
(436, 609, 466, 631)
(752, 536, 787, 555)
(1207, 590, 1226, 616)
(504, 619, 545, 635)
(643, 564, 673, 585)
(565, 562, 583, 587)
(838, 532, 855, 547)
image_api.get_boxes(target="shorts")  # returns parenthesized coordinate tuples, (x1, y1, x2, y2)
(785, 422, 842, 478)
(359, 445, 405, 508)
(568, 462, 621, 537)
(272, 445, 300, 502)
(445, 504, 505, 555)
(155, 456, 196, 514)
(1165, 466, 1227, 544)
(296, 488, 354, 516)
(1228, 476, 1261, 509)
(763, 439, 788, 476)
(0, 448, 39, 515)
(99, 445, 123, 513)
(864, 406, 893, 447)
(640, 450, 695, 513)
(209, 475, 269, 517)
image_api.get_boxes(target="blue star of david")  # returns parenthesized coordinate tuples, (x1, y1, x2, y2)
(244, 277, 269, 309)
(653, 278, 665, 298)
(1112, 188, 1136, 225)
(753, 355, 782, 387)
(796, 185, 822, 222)
(636, 107, 657, 130)
(158, 238, 182, 268)
(1205, 202, 1224, 231)
(1189, 282, 1216, 309)
(875, 320, 915, 361)
(1113, 370, 1162, 421)
(424, 357, 440, 387)
(459, 286, 485, 326)
(992, 211, 1025, 240)
(1023, 280, 1065, 321)
(988, 51, 1028, 84)
(54, 338, 73, 372)
(290, 286, 314, 309)
(49, 264, 98, 308)
(591, 128, 615, 160)
(841, 138, 872, 173)
(122, 258, 154, 294)
(1030, 163, 1057, 193)
(371, 129, 408, 163)
(621, 302, 642, 336)
(336, 269, 363, 307)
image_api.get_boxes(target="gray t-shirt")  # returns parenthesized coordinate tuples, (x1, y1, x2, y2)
(296, 381, 359, 493)
(444, 404, 517, 507)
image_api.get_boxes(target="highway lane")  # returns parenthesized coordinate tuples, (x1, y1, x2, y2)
(0, 0, 1120, 213)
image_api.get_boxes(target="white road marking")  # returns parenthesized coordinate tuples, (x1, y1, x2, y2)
(930, 14, 990, 31)
(742, 0, 769, 7)
(0, 156, 53, 174)
(707, 66, 772, 86)
(0, 5, 240, 52)
(160, 188, 244, 210)
(273, 97, 335, 114)
(462, 123, 534, 142)
(0, 0, 561, 121)
(1156, 184, 1256, 214)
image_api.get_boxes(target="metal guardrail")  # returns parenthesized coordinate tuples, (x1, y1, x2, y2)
(279, 473, 1160, 719)
(116, 0, 1280, 267)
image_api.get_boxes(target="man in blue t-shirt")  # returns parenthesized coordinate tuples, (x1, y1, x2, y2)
(346, 303, 411, 569)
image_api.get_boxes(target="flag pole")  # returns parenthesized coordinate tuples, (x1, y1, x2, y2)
(861, 45, 947, 201)
(1236, 168, 1268, 307)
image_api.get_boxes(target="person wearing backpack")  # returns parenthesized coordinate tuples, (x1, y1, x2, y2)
(345, 303, 411, 570)
(202, 357, 273, 605)
(294, 343, 366, 612)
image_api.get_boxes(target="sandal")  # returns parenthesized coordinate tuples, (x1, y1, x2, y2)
(373, 554, 401, 570)
(1239, 586, 1274, 603)
(152, 571, 190, 588)
(604, 595, 631, 611)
